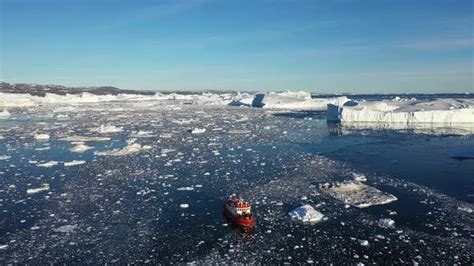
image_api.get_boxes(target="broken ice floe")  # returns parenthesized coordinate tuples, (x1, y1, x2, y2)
(34, 133, 50, 141)
(70, 144, 94, 153)
(95, 143, 152, 156)
(91, 125, 123, 134)
(60, 136, 111, 142)
(321, 181, 397, 208)
(26, 183, 50, 194)
(377, 218, 395, 228)
(288, 205, 324, 223)
(64, 160, 86, 167)
(0, 155, 11, 160)
(53, 224, 77, 233)
(36, 161, 59, 168)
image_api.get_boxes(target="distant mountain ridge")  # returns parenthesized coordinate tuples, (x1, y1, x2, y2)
(0, 82, 156, 97)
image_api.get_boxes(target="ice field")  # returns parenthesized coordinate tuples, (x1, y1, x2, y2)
(0, 95, 473, 264)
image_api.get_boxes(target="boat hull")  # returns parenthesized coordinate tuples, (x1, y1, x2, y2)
(224, 205, 255, 228)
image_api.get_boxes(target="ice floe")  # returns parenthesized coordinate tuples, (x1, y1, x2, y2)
(53, 224, 77, 233)
(0, 155, 11, 160)
(60, 136, 111, 142)
(91, 125, 123, 134)
(321, 181, 397, 208)
(36, 161, 59, 168)
(95, 143, 152, 156)
(377, 218, 395, 228)
(34, 133, 50, 141)
(70, 144, 94, 153)
(0, 109, 10, 119)
(64, 160, 86, 167)
(288, 205, 324, 223)
(26, 183, 50, 194)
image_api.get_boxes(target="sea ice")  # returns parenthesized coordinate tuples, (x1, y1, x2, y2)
(92, 125, 123, 134)
(190, 128, 206, 134)
(288, 204, 324, 223)
(53, 224, 77, 233)
(0, 109, 10, 119)
(34, 133, 50, 141)
(180, 204, 190, 209)
(70, 144, 94, 153)
(377, 218, 395, 228)
(322, 181, 397, 208)
(36, 161, 59, 168)
(26, 183, 50, 194)
(64, 160, 86, 167)
(0, 155, 11, 160)
(61, 136, 111, 142)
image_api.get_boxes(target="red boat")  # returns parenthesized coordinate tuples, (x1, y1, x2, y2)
(224, 196, 256, 228)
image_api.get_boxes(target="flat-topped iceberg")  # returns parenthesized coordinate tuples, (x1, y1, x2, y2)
(328, 98, 474, 124)
(322, 181, 397, 208)
(231, 91, 349, 111)
(288, 204, 324, 223)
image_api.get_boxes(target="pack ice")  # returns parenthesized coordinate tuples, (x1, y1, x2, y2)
(328, 98, 474, 123)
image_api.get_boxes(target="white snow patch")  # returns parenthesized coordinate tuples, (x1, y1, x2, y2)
(95, 143, 152, 156)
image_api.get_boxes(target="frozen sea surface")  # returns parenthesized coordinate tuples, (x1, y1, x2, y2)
(0, 99, 472, 264)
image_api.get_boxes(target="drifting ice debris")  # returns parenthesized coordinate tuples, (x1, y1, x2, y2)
(70, 144, 94, 153)
(0, 109, 10, 119)
(450, 147, 474, 160)
(34, 133, 50, 141)
(0, 245, 8, 250)
(37, 161, 59, 168)
(377, 218, 395, 228)
(95, 143, 152, 156)
(457, 206, 473, 213)
(358, 239, 369, 246)
(60, 136, 111, 142)
(27, 183, 50, 194)
(177, 187, 194, 191)
(53, 224, 77, 233)
(0, 155, 11, 160)
(190, 128, 206, 134)
(323, 181, 397, 208)
(180, 204, 190, 209)
(91, 125, 123, 134)
(352, 173, 367, 182)
(288, 205, 324, 223)
(64, 160, 86, 167)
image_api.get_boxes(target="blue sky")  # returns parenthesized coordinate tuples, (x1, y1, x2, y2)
(1, 0, 473, 93)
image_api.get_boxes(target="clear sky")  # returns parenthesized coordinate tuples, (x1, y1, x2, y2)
(1, 0, 473, 93)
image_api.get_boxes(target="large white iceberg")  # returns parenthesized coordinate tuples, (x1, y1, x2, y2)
(288, 204, 324, 223)
(232, 92, 349, 111)
(328, 98, 474, 124)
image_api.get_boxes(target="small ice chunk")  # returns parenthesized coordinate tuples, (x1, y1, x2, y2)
(289, 204, 324, 223)
(358, 239, 369, 246)
(177, 187, 194, 191)
(27, 183, 50, 194)
(353, 173, 367, 182)
(0, 155, 11, 160)
(180, 203, 190, 209)
(91, 125, 123, 134)
(37, 161, 59, 168)
(53, 224, 77, 233)
(34, 133, 50, 141)
(0, 109, 10, 119)
(377, 218, 395, 228)
(0, 244, 8, 250)
(190, 128, 206, 134)
(64, 160, 86, 167)
(70, 144, 94, 153)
